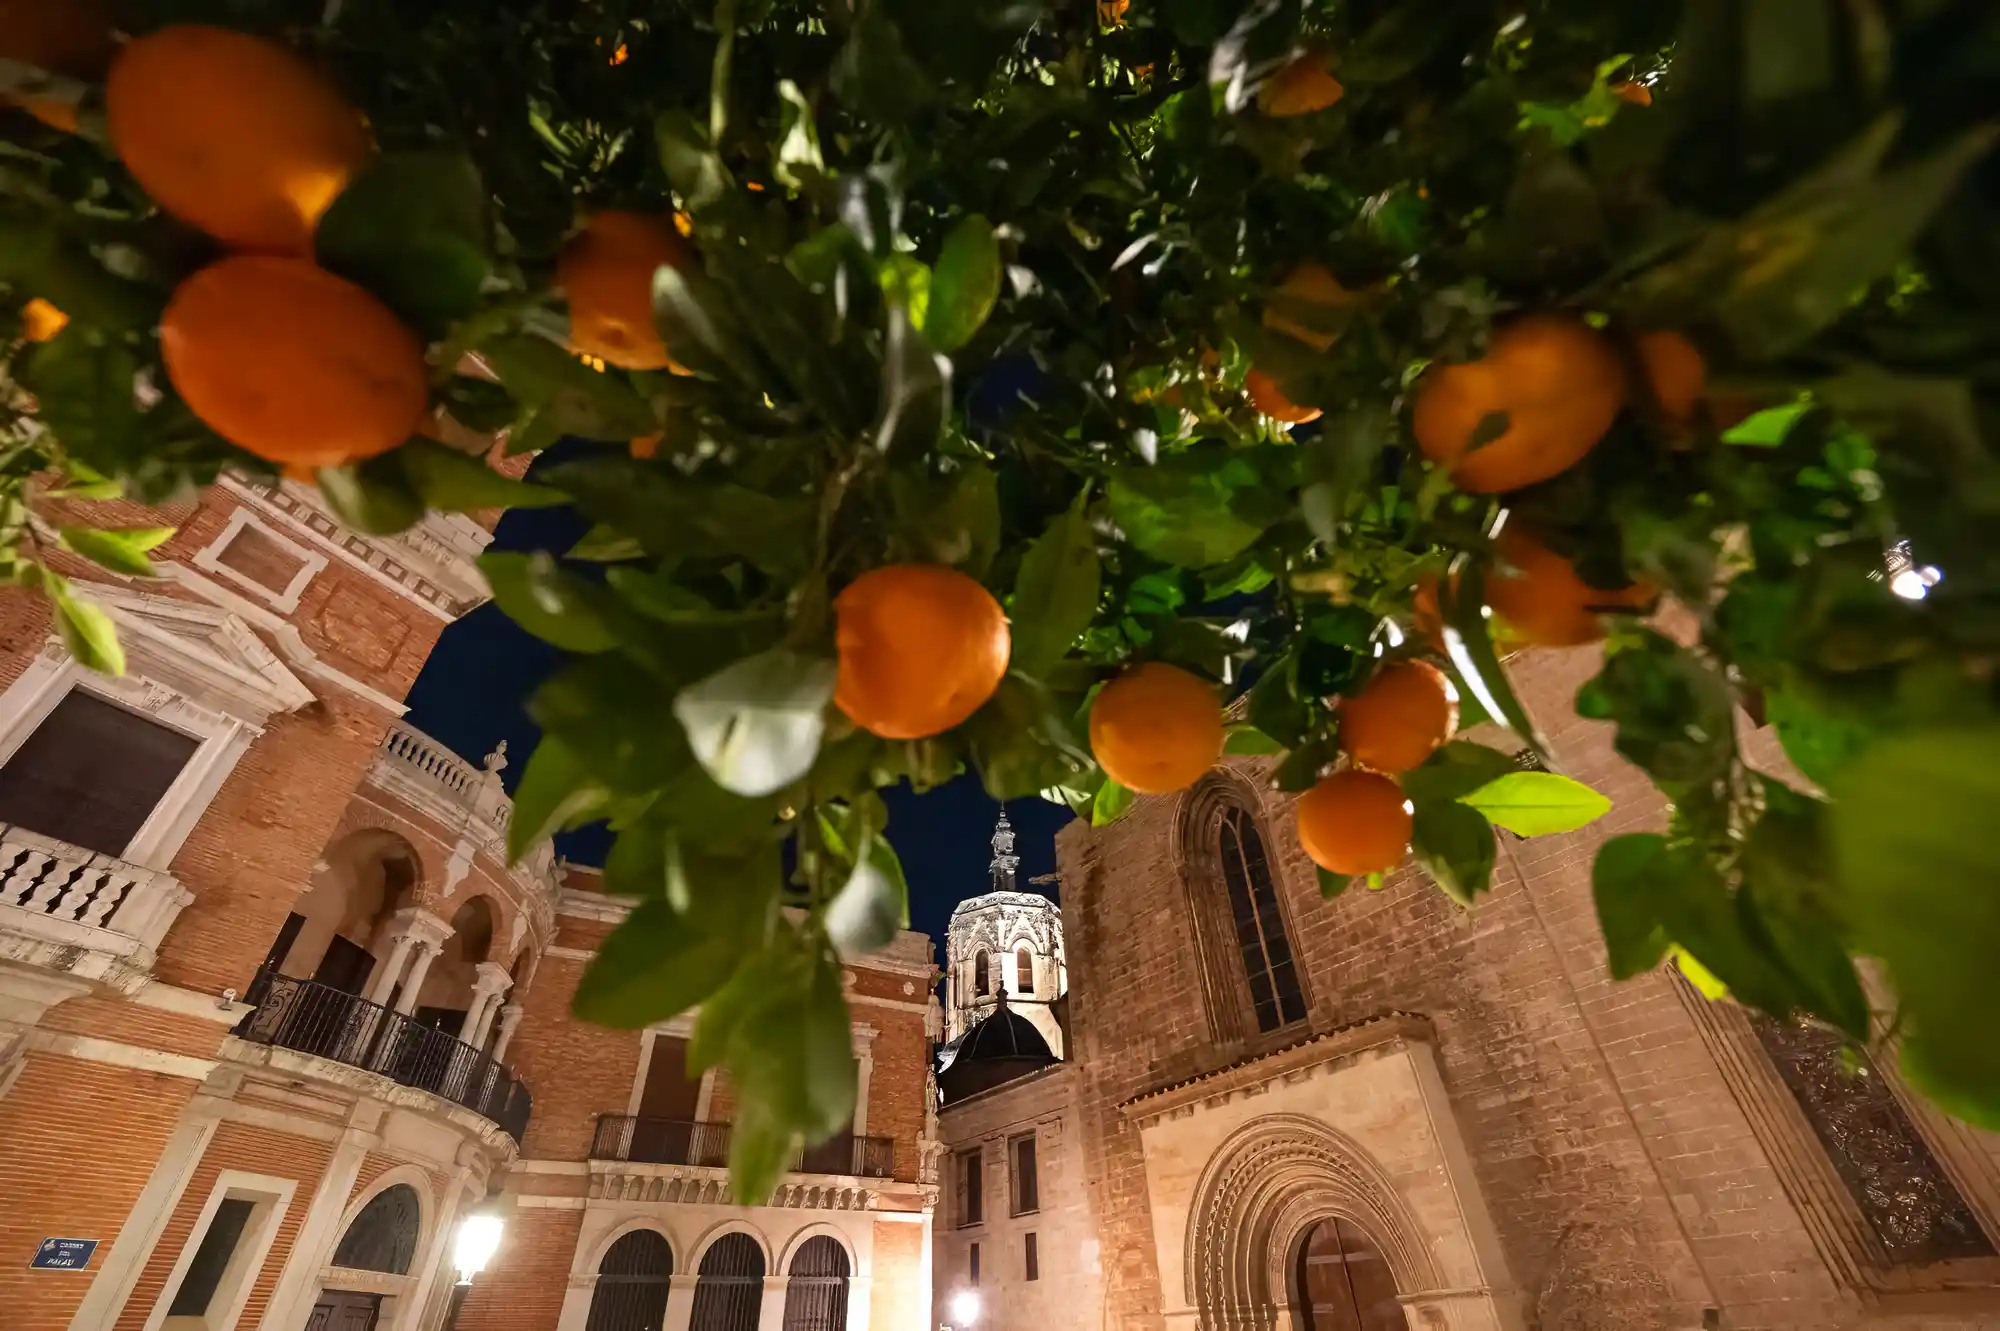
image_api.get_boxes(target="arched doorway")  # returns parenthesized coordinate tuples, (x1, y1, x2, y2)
(1292, 1218, 1406, 1331)
(586, 1229, 673, 1331)
(781, 1235, 850, 1331)
(330, 1184, 421, 1275)
(689, 1232, 764, 1331)
(260, 828, 420, 997)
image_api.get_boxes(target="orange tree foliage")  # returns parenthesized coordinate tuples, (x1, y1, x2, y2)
(3, 0, 1999, 1198)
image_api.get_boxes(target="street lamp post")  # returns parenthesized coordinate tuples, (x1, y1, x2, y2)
(440, 1198, 505, 1331)
(944, 1288, 982, 1331)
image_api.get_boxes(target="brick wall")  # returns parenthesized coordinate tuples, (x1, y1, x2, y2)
(0, 1054, 198, 1331)
(112, 1118, 334, 1331)
(455, 1206, 584, 1331)
(870, 1219, 929, 1331)
(507, 917, 642, 1162)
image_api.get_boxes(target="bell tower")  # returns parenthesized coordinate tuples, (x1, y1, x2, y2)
(943, 809, 1068, 1057)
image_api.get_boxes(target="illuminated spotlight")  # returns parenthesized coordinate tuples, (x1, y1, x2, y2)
(950, 1290, 982, 1326)
(1890, 567, 1942, 601)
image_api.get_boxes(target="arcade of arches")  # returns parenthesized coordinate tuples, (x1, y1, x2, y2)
(581, 1229, 861, 1331)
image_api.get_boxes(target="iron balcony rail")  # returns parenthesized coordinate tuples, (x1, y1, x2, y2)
(591, 1114, 895, 1179)
(237, 972, 531, 1143)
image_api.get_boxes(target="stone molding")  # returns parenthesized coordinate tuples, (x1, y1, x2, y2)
(586, 1160, 901, 1212)
(1121, 1011, 1434, 1129)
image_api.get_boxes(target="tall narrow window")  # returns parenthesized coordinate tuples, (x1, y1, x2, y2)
(1753, 1014, 1994, 1265)
(969, 1242, 981, 1286)
(1024, 1233, 1039, 1282)
(587, 1229, 672, 1331)
(166, 1198, 255, 1317)
(956, 1148, 984, 1227)
(782, 1236, 851, 1331)
(689, 1234, 764, 1331)
(1010, 1134, 1039, 1215)
(1217, 804, 1306, 1032)
(1016, 948, 1034, 994)
(973, 951, 990, 995)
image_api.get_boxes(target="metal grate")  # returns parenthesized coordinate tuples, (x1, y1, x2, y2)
(236, 974, 531, 1142)
(1752, 1015, 1995, 1266)
(691, 1234, 765, 1331)
(331, 1185, 420, 1275)
(586, 1230, 673, 1331)
(782, 1236, 850, 1331)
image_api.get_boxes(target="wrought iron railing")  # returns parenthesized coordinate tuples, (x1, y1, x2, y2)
(590, 1114, 895, 1179)
(237, 973, 531, 1143)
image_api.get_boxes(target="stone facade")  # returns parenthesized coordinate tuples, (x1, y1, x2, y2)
(0, 477, 940, 1331)
(944, 813, 1068, 1059)
(1048, 643, 2000, 1331)
(934, 1064, 1102, 1331)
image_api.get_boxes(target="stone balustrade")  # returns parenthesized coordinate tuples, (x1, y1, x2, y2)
(0, 825, 193, 985)
(375, 720, 516, 837)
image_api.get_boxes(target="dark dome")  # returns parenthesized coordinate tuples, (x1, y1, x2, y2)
(937, 1006, 1057, 1104)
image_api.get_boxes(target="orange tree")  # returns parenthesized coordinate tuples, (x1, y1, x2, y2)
(3, 0, 1998, 1197)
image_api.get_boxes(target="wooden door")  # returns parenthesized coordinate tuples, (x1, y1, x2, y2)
(1294, 1219, 1406, 1331)
(306, 1289, 381, 1331)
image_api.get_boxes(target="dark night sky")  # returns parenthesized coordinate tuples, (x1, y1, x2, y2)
(402, 451, 1071, 946)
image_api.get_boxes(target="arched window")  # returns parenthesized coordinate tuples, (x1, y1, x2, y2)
(587, 1230, 673, 1331)
(782, 1236, 851, 1331)
(1293, 1218, 1405, 1331)
(690, 1233, 765, 1331)
(1180, 779, 1308, 1040)
(330, 1184, 420, 1275)
(973, 951, 990, 995)
(1016, 948, 1034, 994)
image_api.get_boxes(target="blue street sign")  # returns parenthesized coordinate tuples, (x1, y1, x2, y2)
(30, 1237, 97, 1271)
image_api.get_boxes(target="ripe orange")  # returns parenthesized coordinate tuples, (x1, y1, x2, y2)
(1099, 0, 1130, 26)
(1612, 81, 1653, 107)
(20, 297, 67, 342)
(1636, 330, 1706, 425)
(0, 0, 112, 132)
(1340, 660, 1457, 773)
(1297, 769, 1412, 876)
(630, 433, 662, 459)
(559, 210, 696, 372)
(1089, 662, 1225, 794)
(1486, 526, 1654, 648)
(1262, 263, 1353, 352)
(1412, 314, 1626, 493)
(107, 26, 370, 255)
(834, 564, 1011, 740)
(1260, 52, 1344, 117)
(1245, 368, 1321, 424)
(161, 256, 428, 469)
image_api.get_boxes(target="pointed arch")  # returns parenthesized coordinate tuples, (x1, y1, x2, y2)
(1184, 1114, 1438, 1331)
(1175, 772, 1309, 1042)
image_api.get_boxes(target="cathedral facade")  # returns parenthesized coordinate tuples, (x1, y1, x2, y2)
(938, 648, 2000, 1331)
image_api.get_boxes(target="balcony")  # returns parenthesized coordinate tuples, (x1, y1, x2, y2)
(236, 973, 531, 1142)
(591, 1113, 896, 1180)
(0, 825, 192, 990)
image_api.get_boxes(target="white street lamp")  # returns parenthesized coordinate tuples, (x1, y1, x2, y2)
(949, 1289, 982, 1327)
(442, 1199, 506, 1330)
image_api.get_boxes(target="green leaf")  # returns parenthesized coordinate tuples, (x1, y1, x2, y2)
(57, 526, 173, 578)
(17, 334, 141, 471)
(1764, 687, 1872, 788)
(571, 898, 750, 1028)
(316, 455, 426, 536)
(1106, 448, 1276, 568)
(1399, 741, 1518, 804)
(655, 108, 735, 213)
(1575, 629, 1735, 808)
(773, 79, 824, 190)
(544, 455, 812, 577)
(824, 823, 910, 959)
(1092, 777, 1135, 826)
(480, 335, 658, 443)
(567, 524, 647, 562)
(1721, 399, 1809, 447)
(314, 152, 490, 336)
(1592, 833, 1674, 978)
(1832, 727, 2000, 1129)
(673, 649, 837, 798)
(879, 254, 932, 330)
(1438, 559, 1545, 755)
(52, 586, 123, 676)
(652, 263, 766, 388)
(1223, 724, 1283, 756)
(874, 306, 951, 458)
(506, 736, 610, 862)
(1411, 799, 1496, 907)
(479, 551, 622, 653)
(1457, 772, 1612, 836)
(1316, 867, 1350, 900)
(398, 439, 568, 514)
(924, 215, 1001, 353)
(1010, 493, 1101, 679)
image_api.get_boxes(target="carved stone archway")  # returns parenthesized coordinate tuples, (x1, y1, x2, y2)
(1185, 1114, 1441, 1331)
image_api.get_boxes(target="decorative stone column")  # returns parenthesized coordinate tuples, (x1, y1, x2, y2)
(393, 942, 440, 1016)
(364, 933, 417, 1008)
(464, 960, 513, 1047)
(756, 1274, 789, 1331)
(365, 907, 455, 1009)
(489, 1003, 525, 1062)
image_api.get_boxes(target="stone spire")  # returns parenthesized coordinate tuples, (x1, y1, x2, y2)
(989, 808, 1019, 893)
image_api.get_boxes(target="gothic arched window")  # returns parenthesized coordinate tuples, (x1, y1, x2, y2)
(782, 1236, 851, 1331)
(1016, 948, 1034, 994)
(974, 950, 990, 995)
(1179, 778, 1308, 1040)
